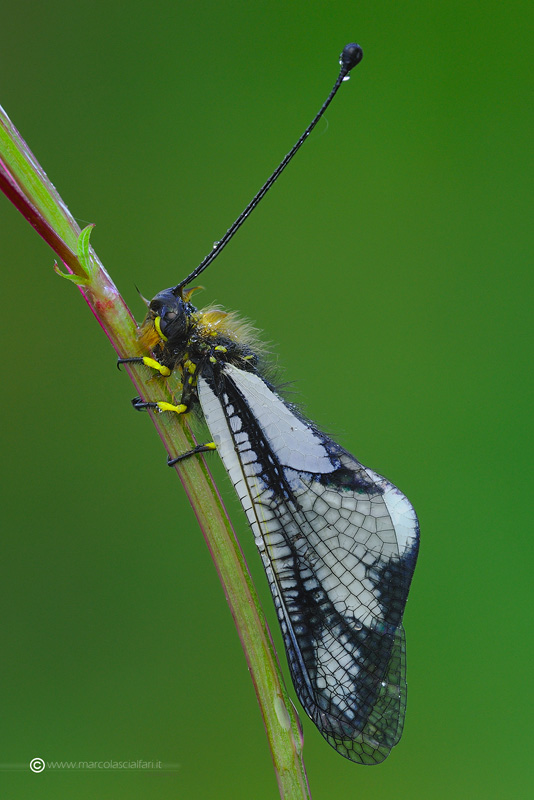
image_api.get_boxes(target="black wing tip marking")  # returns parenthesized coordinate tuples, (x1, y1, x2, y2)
(298, 624, 408, 765)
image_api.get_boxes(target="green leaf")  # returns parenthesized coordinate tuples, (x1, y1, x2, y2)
(53, 260, 90, 286)
(77, 224, 98, 280)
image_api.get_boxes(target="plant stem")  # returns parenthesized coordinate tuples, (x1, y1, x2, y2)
(0, 103, 311, 799)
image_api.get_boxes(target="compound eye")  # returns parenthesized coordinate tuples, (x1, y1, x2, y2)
(149, 298, 163, 314)
(148, 291, 185, 342)
(158, 309, 177, 335)
(154, 315, 168, 341)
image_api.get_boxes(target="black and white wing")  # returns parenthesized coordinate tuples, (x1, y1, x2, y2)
(198, 362, 419, 765)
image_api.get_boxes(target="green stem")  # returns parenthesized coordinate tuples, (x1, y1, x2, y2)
(0, 103, 311, 799)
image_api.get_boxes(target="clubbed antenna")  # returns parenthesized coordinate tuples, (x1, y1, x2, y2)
(173, 42, 363, 296)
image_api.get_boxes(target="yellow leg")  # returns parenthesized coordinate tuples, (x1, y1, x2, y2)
(117, 356, 171, 377)
(168, 442, 216, 466)
(155, 402, 187, 414)
(132, 399, 187, 415)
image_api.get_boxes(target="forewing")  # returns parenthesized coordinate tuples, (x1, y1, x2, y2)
(198, 363, 419, 764)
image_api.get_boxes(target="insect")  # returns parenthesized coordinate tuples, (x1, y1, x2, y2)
(119, 44, 419, 765)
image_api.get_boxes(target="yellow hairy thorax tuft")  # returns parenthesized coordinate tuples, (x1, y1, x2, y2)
(196, 305, 265, 352)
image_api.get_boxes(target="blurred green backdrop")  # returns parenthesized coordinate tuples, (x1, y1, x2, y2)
(1, 1, 532, 798)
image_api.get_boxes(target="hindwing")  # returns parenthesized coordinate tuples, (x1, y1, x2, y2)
(197, 362, 419, 764)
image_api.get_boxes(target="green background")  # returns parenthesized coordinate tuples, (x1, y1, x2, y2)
(1, 1, 532, 798)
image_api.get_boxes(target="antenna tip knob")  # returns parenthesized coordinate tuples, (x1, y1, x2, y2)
(340, 43, 363, 72)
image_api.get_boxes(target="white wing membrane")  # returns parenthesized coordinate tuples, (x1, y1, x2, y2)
(198, 362, 419, 764)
